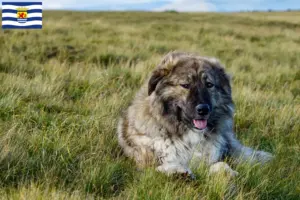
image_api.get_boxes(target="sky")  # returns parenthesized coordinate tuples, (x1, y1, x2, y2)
(1, 0, 299, 12)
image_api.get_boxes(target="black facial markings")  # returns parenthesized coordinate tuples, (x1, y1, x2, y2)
(191, 81, 212, 108)
(162, 100, 170, 116)
(176, 106, 182, 121)
(153, 62, 234, 135)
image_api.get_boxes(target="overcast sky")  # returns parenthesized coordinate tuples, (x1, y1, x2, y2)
(2, 0, 299, 11)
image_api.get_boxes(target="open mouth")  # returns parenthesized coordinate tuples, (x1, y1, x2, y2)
(193, 119, 207, 130)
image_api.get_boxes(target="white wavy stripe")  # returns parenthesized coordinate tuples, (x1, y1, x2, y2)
(2, 13, 42, 18)
(2, 21, 42, 26)
(2, 5, 42, 10)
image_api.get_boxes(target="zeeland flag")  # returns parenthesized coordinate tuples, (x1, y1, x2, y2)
(2, 2, 42, 29)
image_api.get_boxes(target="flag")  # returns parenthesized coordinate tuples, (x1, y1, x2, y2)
(2, 2, 42, 29)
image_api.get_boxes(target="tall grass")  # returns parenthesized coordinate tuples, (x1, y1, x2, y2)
(0, 11, 299, 199)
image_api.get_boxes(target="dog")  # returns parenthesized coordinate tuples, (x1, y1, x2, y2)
(117, 51, 273, 177)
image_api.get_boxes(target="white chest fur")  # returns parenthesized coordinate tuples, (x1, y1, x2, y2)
(152, 129, 223, 166)
(191, 131, 225, 166)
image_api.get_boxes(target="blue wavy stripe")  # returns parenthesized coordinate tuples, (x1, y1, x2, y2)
(2, 2, 42, 6)
(2, 9, 42, 14)
(2, 25, 42, 29)
(2, 17, 42, 21)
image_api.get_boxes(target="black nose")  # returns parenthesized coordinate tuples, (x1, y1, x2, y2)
(196, 104, 210, 115)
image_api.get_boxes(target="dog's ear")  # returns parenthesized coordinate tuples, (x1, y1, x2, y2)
(221, 71, 232, 93)
(216, 65, 232, 95)
(148, 51, 187, 95)
(148, 68, 169, 95)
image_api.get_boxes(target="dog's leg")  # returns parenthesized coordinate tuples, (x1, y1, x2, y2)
(133, 147, 155, 169)
(154, 143, 195, 178)
(209, 162, 239, 177)
(228, 136, 274, 164)
(156, 163, 192, 174)
(156, 163, 195, 179)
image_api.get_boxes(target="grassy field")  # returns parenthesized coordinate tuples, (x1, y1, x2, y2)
(0, 11, 300, 199)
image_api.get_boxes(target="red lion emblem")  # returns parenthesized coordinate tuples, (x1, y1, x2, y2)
(18, 12, 27, 18)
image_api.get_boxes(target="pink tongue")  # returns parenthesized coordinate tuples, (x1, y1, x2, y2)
(193, 119, 207, 130)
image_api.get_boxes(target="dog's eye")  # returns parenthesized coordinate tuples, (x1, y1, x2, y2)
(206, 82, 214, 88)
(180, 84, 190, 89)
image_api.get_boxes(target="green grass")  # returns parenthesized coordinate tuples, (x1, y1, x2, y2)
(0, 11, 300, 199)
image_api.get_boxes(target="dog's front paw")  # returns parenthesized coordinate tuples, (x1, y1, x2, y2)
(255, 151, 274, 164)
(156, 164, 194, 179)
(209, 162, 239, 178)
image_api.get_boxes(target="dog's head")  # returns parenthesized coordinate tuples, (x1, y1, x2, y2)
(148, 51, 234, 131)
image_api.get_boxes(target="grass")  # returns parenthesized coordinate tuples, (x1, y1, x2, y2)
(0, 11, 300, 199)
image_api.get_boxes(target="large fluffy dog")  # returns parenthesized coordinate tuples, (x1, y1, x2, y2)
(118, 51, 273, 177)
